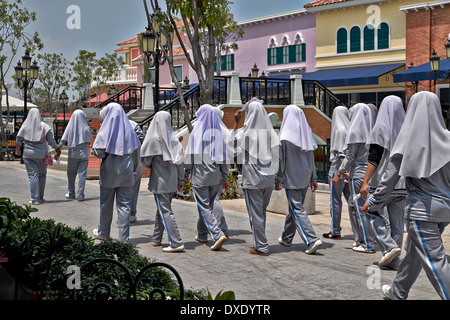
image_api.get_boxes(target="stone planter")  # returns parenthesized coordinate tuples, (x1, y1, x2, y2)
(267, 188, 316, 215)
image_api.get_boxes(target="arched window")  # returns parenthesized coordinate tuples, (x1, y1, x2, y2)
(350, 26, 361, 52)
(377, 22, 389, 50)
(267, 38, 277, 66)
(336, 28, 347, 54)
(364, 25, 375, 51)
(281, 35, 290, 64)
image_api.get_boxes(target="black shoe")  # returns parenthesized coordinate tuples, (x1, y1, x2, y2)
(323, 231, 341, 240)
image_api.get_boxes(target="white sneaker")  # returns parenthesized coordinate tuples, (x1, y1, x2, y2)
(194, 236, 208, 243)
(379, 248, 401, 267)
(162, 245, 185, 253)
(211, 235, 227, 251)
(352, 245, 375, 254)
(278, 237, 292, 247)
(382, 285, 392, 300)
(93, 229, 108, 241)
(305, 239, 322, 254)
(29, 200, 39, 205)
(65, 193, 75, 199)
(130, 215, 137, 223)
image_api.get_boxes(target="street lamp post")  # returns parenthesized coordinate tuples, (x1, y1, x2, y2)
(429, 34, 450, 129)
(142, 16, 174, 113)
(14, 51, 39, 120)
(59, 90, 69, 126)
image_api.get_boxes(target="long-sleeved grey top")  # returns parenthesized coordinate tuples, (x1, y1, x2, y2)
(185, 154, 229, 188)
(367, 154, 450, 223)
(338, 143, 368, 179)
(277, 140, 317, 190)
(59, 140, 90, 160)
(17, 131, 58, 159)
(142, 155, 184, 194)
(92, 148, 139, 188)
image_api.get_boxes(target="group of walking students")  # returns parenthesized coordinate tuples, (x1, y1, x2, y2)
(13, 90, 450, 300)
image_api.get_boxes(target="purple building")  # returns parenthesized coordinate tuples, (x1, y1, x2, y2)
(216, 8, 316, 78)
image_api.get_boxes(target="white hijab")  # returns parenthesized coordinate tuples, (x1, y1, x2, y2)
(17, 108, 52, 142)
(279, 105, 317, 151)
(185, 104, 227, 162)
(61, 109, 92, 148)
(367, 103, 378, 125)
(140, 111, 183, 164)
(390, 91, 450, 179)
(330, 106, 350, 157)
(345, 103, 373, 146)
(92, 103, 141, 155)
(367, 95, 405, 152)
(236, 100, 279, 164)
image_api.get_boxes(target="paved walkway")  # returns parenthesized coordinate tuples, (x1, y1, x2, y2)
(0, 161, 446, 300)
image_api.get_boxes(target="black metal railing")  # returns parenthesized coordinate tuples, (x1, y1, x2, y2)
(314, 137, 331, 184)
(240, 77, 291, 105)
(71, 258, 184, 301)
(303, 80, 348, 118)
(93, 86, 144, 113)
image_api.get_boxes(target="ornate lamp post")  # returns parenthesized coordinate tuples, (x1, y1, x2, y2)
(142, 15, 174, 113)
(14, 51, 39, 120)
(59, 90, 69, 126)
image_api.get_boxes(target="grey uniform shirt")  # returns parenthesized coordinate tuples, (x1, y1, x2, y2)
(329, 150, 344, 176)
(142, 155, 184, 194)
(92, 148, 139, 188)
(368, 146, 406, 194)
(59, 140, 90, 160)
(339, 143, 368, 179)
(185, 154, 229, 188)
(277, 140, 317, 190)
(17, 131, 58, 159)
(368, 155, 450, 223)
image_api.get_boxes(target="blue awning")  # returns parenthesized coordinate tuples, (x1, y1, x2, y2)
(393, 59, 450, 83)
(299, 63, 405, 87)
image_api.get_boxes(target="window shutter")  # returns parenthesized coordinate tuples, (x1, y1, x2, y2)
(350, 26, 361, 52)
(378, 23, 389, 49)
(214, 57, 217, 72)
(337, 28, 347, 54)
(230, 54, 234, 70)
(221, 55, 226, 72)
(276, 47, 284, 65)
(302, 43, 306, 61)
(364, 25, 375, 51)
(289, 45, 296, 63)
(267, 48, 272, 66)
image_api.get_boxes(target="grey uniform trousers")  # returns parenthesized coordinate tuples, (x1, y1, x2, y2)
(131, 173, 141, 217)
(193, 184, 225, 242)
(368, 194, 406, 268)
(152, 193, 183, 248)
(389, 219, 450, 300)
(23, 158, 47, 201)
(350, 178, 377, 251)
(329, 173, 351, 236)
(281, 188, 319, 245)
(213, 188, 229, 236)
(99, 186, 132, 243)
(243, 187, 273, 254)
(66, 158, 88, 200)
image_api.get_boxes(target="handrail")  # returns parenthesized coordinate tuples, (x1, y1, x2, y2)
(240, 77, 291, 105)
(302, 79, 348, 118)
(91, 85, 143, 111)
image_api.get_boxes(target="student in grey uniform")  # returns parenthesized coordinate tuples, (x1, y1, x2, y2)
(361, 91, 450, 300)
(332, 103, 377, 253)
(323, 106, 351, 240)
(275, 105, 322, 254)
(141, 111, 185, 252)
(232, 98, 280, 256)
(129, 120, 145, 223)
(212, 106, 234, 236)
(15, 108, 61, 205)
(185, 104, 229, 251)
(91, 103, 141, 243)
(56, 109, 92, 201)
(360, 95, 406, 269)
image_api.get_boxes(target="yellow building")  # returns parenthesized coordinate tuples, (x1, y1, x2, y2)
(303, 0, 425, 106)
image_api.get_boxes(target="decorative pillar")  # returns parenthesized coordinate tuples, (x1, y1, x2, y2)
(227, 72, 242, 105)
(290, 74, 305, 106)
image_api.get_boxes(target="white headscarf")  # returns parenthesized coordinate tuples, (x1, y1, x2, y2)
(140, 111, 183, 164)
(279, 105, 317, 151)
(240, 97, 264, 113)
(390, 91, 450, 179)
(366, 95, 405, 152)
(236, 100, 279, 164)
(345, 103, 373, 146)
(61, 109, 92, 148)
(185, 104, 227, 162)
(92, 103, 141, 155)
(17, 108, 52, 142)
(330, 106, 350, 158)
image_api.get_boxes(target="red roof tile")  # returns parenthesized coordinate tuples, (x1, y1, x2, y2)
(304, 0, 353, 8)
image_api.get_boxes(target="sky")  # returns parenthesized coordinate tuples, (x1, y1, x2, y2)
(7, 0, 310, 98)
